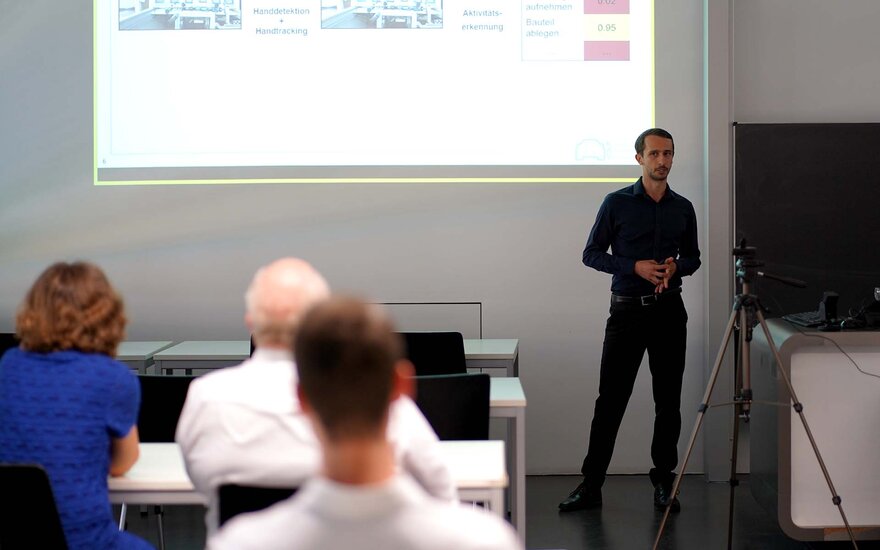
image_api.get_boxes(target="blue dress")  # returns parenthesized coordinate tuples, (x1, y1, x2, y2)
(0, 348, 153, 549)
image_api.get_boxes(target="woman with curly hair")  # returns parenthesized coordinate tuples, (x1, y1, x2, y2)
(0, 262, 152, 549)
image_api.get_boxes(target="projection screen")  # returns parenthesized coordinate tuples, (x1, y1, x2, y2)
(97, 0, 654, 184)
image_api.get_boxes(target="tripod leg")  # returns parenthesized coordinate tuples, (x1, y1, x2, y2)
(726, 300, 751, 549)
(726, 400, 741, 550)
(653, 307, 740, 550)
(755, 310, 858, 548)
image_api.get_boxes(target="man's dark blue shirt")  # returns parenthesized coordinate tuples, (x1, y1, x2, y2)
(582, 178, 701, 296)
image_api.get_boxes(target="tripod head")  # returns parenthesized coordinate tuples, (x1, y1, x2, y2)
(733, 239, 807, 289)
(733, 242, 761, 285)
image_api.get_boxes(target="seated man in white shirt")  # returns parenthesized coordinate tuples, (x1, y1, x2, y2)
(211, 296, 522, 550)
(175, 258, 456, 535)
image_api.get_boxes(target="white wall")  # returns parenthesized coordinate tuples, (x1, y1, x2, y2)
(0, 0, 706, 474)
(734, 0, 880, 123)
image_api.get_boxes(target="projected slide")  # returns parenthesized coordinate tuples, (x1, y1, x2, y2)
(95, 0, 653, 184)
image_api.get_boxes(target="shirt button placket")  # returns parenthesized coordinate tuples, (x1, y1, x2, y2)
(653, 203, 662, 260)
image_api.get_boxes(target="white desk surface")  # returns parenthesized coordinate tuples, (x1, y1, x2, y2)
(463, 339, 518, 359)
(155, 339, 517, 362)
(116, 341, 175, 361)
(489, 377, 526, 408)
(442, 440, 507, 489)
(109, 443, 197, 495)
(145, 338, 523, 408)
(109, 441, 506, 499)
(153, 340, 250, 361)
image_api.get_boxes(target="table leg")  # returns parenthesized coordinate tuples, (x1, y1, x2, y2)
(495, 405, 526, 541)
(118, 503, 127, 530)
(490, 488, 504, 518)
(511, 409, 525, 540)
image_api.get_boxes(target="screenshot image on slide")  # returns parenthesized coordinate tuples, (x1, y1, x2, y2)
(321, 0, 444, 29)
(96, 0, 654, 184)
(119, 0, 243, 30)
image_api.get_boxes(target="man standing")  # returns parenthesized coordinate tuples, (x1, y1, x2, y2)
(210, 297, 521, 550)
(559, 128, 701, 513)
(176, 258, 456, 535)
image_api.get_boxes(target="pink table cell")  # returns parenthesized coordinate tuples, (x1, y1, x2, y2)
(584, 40, 630, 61)
(583, 0, 629, 15)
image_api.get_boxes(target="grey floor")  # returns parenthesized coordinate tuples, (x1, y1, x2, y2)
(120, 475, 879, 549)
(528, 475, 877, 550)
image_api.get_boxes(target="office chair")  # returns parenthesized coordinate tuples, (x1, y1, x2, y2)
(136, 374, 196, 442)
(399, 331, 468, 376)
(130, 374, 197, 550)
(413, 373, 490, 440)
(0, 464, 67, 549)
(0, 333, 20, 360)
(218, 484, 298, 527)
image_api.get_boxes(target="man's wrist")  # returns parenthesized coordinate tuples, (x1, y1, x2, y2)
(624, 258, 637, 275)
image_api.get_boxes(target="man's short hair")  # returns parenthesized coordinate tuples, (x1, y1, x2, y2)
(16, 261, 126, 355)
(294, 296, 403, 440)
(635, 128, 674, 155)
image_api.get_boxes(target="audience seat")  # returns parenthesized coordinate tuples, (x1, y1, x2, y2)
(218, 484, 298, 527)
(413, 373, 490, 440)
(0, 464, 67, 549)
(399, 332, 468, 376)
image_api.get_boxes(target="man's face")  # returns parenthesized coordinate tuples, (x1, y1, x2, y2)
(636, 135, 674, 183)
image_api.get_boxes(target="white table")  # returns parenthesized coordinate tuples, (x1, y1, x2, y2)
(790, 346, 880, 531)
(490, 377, 527, 539)
(152, 341, 249, 375)
(109, 444, 205, 506)
(116, 341, 175, 374)
(751, 319, 880, 542)
(142, 341, 527, 538)
(465, 338, 519, 377)
(153, 339, 518, 377)
(442, 440, 508, 513)
(109, 441, 507, 514)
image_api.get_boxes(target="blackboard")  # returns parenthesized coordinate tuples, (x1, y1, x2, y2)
(734, 123, 880, 317)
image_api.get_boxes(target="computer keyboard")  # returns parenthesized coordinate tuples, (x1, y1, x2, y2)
(782, 310, 824, 328)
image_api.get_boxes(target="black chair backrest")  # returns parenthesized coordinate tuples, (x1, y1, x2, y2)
(0, 464, 68, 549)
(218, 484, 297, 527)
(0, 333, 20, 360)
(414, 373, 490, 440)
(399, 332, 468, 376)
(137, 374, 196, 442)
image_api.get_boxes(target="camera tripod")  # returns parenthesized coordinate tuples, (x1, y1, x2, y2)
(652, 244, 858, 549)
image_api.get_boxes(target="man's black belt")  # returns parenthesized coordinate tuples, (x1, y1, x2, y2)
(611, 287, 682, 306)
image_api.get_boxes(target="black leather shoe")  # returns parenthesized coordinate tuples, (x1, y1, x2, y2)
(653, 483, 681, 513)
(558, 481, 602, 512)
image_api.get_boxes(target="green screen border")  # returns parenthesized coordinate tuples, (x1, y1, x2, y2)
(93, 0, 654, 186)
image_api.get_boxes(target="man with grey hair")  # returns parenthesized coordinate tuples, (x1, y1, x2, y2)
(176, 258, 456, 536)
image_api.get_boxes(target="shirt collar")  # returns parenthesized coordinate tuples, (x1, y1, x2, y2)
(303, 474, 425, 520)
(249, 347, 293, 363)
(634, 177, 677, 202)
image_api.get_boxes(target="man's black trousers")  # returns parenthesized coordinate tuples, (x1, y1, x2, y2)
(580, 291, 688, 488)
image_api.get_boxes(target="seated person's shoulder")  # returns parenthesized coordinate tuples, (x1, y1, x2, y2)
(184, 363, 251, 400)
(418, 502, 522, 549)
(76, 351, 139, 387)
